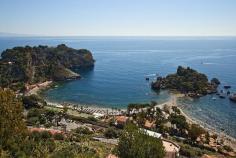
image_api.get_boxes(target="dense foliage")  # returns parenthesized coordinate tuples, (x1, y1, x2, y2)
(152, 66, 219, 96)
(0, 44, 95, 89)
(0, 89, 27, 156)
(188, 124, 206, 141)
(22, 94, 47, 109)
(116, 123, 165, 158)
(104, 127, 119, 138)
(0, 89, 107, 157)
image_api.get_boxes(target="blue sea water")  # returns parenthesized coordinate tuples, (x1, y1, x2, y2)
(0, 36, 236, 138)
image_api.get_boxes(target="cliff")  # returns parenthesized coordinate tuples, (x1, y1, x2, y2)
(0, 44, 95, 90)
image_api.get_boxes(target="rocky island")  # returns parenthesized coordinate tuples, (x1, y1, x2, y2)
(0, 44, 95, 91)
(151, 66, 220, 97)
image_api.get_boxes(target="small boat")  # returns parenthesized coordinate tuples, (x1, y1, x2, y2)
(212, 97, 217, 100)
(224, 85, 231, 89)
(145, 77, 150, 81)
(227, 91, 231, 95)
(219, 95, 226, 99)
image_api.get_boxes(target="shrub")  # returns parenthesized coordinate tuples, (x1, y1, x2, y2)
(22, 95, 46, 109)
(30, 131, 41, 141)
(75, 127, 93, 135)
(27, 117, 40, 125)
(53, 133, 64, 140)
(88, 116, 97, 122)
(188, 124, 205, 141)
(104, 128, 119, 138)
(223, 145, 233, 152)
(44, 122, 54, 128)
(40, 131, 52, 139)
(27, 108, 42, 118)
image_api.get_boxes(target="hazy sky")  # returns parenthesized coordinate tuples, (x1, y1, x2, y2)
(1, 0, 236, 36)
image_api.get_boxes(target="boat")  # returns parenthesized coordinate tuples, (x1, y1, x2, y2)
(227, 91, 231, 95)
(145, 77, 150, 81)
(229, 94, 236, 102)
(212, 97, 217, 100)
(219, 95, 226, 99)
(224, 85, 231, 89)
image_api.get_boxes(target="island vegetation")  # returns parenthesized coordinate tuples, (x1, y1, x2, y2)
(0, 44, 95, 91)
(151, 66, 220, 97)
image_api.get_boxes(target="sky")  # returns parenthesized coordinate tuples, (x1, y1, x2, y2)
(0, 0, 236, 36)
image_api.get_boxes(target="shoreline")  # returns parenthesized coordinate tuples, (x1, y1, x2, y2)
(46, 100, 127, 116)
(172, 95, 236, 150)
(25, 81, 53, 96)
(27, 81, 236, 149)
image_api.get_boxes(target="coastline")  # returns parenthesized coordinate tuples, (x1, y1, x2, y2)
(172, 95, 236, 150)
(28, 81, 236, 150)
(45, 100, 127, 116)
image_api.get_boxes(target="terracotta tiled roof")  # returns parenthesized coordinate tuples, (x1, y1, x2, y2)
(29, 128, 63, 135)
(144, 120, 155, 128)
(106, 154, 118, 158)
(115, 116, 128, 123)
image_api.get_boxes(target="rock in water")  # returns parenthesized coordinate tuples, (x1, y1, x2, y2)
(229, 94, 236, 102)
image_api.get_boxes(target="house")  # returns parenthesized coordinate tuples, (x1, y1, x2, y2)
(93, 112, 105, 118)
(29, 127, 63, 135)
(163, 140, 180, 158)
(140, 128, 162, 138)
(106, 154, 118, 158)
(115, 116, 128, 127)
(144, 120, 156, 129)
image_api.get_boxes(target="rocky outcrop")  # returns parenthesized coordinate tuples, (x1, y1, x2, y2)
(0, 44, 95, 90)
(229, 94, 236, 102)
(151, 66, 220, 97)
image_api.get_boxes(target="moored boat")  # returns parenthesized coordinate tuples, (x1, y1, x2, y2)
(224, 85, 231, 89)
(219, 94, 226, 99)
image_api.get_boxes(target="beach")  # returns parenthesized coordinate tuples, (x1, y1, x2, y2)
(40, 88, 236, 151)
(25, 81, 53, 96)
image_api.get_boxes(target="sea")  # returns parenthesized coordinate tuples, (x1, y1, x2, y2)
(0, 36, 236, 138)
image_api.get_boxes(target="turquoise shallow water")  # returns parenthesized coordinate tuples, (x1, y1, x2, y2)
(0, 36, 236, 137)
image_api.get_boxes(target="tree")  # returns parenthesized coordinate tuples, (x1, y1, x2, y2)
(188, 124, 205, 141)
(117, 123, 165, 158)
(0, 89, 27, 154)
(22, 94, 47, 109)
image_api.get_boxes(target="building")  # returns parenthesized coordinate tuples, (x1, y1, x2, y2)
(115, 116, 128, 127)
(29, 127, 63, 135)
(163, 140, 180, 158)
(140, 128, 162, 138)
(93, 112, 105, 118)
(144, 120, 156, 129)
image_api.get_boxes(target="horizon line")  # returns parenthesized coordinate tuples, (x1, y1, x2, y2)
(1, 32, 236, 38)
